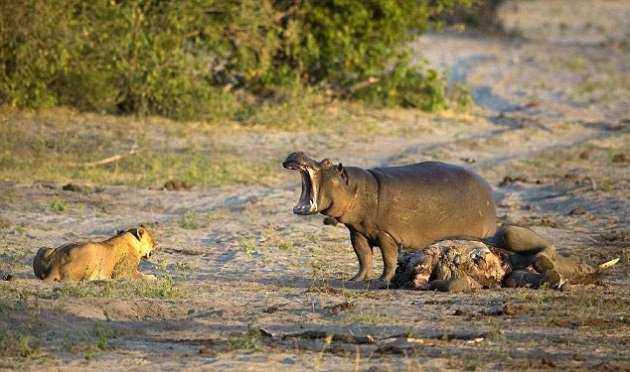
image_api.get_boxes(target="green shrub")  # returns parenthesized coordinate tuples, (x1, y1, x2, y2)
(352, 60, 448, 110)
(0, 0, 473, 120)
(438, 0, 507, 32)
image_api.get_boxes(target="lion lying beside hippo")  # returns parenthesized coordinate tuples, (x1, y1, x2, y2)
(283, 152, 618, 291)
(33, 226, 157, 282)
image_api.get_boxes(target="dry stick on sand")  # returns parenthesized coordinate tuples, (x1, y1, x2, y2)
(68, 146, 138, 168)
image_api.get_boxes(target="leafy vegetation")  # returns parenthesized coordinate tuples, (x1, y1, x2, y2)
(0, 0, 473, 120)
(439, 0, 507, 32)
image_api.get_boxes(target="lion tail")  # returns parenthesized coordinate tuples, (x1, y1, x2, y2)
(597, 257, 620, 272)
(33, 247, 56, 280)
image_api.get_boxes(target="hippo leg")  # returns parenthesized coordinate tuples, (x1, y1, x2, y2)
(495, 225, 553, 254)
(533, 250, 597, 287)
(377, 233, 398, 284)
(349, 232, 374, 281)
(533, 251, 556, 273)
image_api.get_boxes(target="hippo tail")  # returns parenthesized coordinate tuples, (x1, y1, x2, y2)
(33, 247, 56, 280)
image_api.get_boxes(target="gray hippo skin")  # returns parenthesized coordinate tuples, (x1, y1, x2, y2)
(283, 152, 497, 284)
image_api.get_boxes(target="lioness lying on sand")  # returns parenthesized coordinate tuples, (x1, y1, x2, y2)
(33, 226, 157, 282)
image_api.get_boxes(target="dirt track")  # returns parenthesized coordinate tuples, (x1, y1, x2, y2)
(1, 1, 629, 370)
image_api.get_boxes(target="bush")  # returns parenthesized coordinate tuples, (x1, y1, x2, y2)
(352, 60, 448, 111)
(0, 0, 473, 120)
(438, 0, 507, 32)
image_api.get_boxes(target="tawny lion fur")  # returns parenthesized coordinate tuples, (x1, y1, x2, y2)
(33, 226, 157, 282)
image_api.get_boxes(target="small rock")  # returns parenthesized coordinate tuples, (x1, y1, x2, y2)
(198, 346, 216, 357)
(163, 180, 192, 191)
(482, 303, 516, 316)
(499, 175, 528, 187)
(578, 151, 590, 160)
(502, 303, 517, 315)
(568, 206, 587, 216)
(264, 305, 280, 314)
(325, 301, 354, 315)
(62, 183, 84, 192)
(612, 153, 627, 163)
(541, 357, 557, 368)
(35, 182, 57, 189)
(281, 357, 296, 365)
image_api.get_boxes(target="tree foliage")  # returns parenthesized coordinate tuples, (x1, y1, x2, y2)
(0, 0, 472, 120)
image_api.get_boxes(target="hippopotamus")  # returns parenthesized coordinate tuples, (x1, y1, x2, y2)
(282, 152, 619, 288)
(282, 152, 497, 284)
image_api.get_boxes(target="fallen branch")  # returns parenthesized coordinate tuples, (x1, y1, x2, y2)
(68, 146, 138, 168)
(347, 77, 380, 94)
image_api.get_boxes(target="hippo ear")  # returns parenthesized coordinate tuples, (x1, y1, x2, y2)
(337, 163, 349, 184)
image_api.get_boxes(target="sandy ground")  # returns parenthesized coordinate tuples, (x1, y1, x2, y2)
(1, 1, 629, 370)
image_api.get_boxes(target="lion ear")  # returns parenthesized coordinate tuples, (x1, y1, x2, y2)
(131, 227, 145, 241)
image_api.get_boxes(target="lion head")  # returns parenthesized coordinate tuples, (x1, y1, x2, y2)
(126, 225, 157, 259)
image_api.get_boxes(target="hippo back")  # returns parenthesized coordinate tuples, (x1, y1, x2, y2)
(368, 161, 496, 249)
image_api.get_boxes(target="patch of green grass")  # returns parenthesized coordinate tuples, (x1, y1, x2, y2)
(206, 208, 231, 223)
(173, 261, 192, 272)
(227, 328, 264, 352)
(521, 158, 544, 168)
(261, 226, 296, 252)
(0, 112, 283, 188)
(569, 74, 630, 103)
(564, 56, 587, 72)
(239, 237, 257, 257)
(485, 318, 505, 341)
(344, 310, 389, 325)
(234, 88, 335, 130)
(0, 330, 41, 359)
(0, 188, 16, 204)
(49, 198, 67, 213)
(0, 250, 30, 275)
(179, 210, 199, 230)
(448, 83, 474, 112)
(16, 335, 39, 358)
(53, 275, 183, 300)
(278, 240, 294, 252)
(59, 322, 121, 360)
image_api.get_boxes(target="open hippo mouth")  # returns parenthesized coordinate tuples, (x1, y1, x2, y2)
(283, 152, 320, 215)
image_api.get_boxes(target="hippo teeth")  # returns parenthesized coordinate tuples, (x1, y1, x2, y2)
(293, 169, 317, 214)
